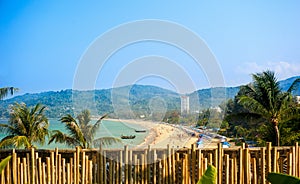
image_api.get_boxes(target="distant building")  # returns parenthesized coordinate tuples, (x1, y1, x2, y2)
(296, 96, 300, 104)
(181, 95, 190, 114)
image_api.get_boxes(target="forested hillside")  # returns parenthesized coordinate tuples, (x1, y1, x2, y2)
(0, 76, 298, 118)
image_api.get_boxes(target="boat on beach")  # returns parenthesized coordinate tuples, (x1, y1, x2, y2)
(121, 135, 136, 139)
(135, 129, 146, 133)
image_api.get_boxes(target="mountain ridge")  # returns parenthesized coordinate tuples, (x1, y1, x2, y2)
(0, 76, 299, 118)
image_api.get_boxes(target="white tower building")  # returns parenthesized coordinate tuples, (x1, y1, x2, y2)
(181, 95, 190, 114)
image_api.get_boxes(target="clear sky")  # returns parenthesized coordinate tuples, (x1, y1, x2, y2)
(1, 1, 300, 94)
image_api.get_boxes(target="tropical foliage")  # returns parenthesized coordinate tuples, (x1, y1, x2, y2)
(267, 172, 300, 184)
(225, 71, 300, 146)
(0, 87, 18, 100)
(49, 109, 120, 148)
(0, 156, 11, 174)
(197, 165, 217, 184)
(0, 103, 49, 148)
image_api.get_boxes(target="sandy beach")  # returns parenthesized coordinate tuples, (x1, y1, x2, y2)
(107, 118, 202, 149)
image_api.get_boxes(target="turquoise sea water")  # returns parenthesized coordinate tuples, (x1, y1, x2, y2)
(0, 119, 148, 149)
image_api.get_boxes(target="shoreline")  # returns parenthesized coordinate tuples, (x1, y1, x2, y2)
(105, 118, 198, 149)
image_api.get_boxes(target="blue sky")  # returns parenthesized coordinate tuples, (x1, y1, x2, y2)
(1, 1, 300, 94)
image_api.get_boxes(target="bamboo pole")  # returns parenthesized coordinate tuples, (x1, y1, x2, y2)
(238, 147, 243, 184)
(23, 158, 27, 184)
(103, 151, 107, 184)
(266, 142, 272, 176)
(287, 152, 293, 175)
(76, 147, 80, 184)
(153, 149, 157, 184)
(272, 147, 277, 173)
(43, 162, 46, 184)
(137, 158, 141, 184)
(124, 145, 129, 184)
(298, 146, 300, 178)
(230, 159, 234, 184)
(252, 158, 257, 184)
(171, 148, 176, 183)
(67, 163, 71, 184)
(20, 163, 23, 184)
(31, 148, 35, 184)
(6, 156, 10, 184)
(167, 145, 172, 184)
(38, 157, 43, 184)
(141, 154, 145, 184)
(98, 150, 103, 184)
(62, 158, 66, 184)
(244, 148, 250, 184)
(116, 156, 120, 184)
(55, 148, 59, 184)
(133, 155, 137, 184)
(26, 153, 30, 184)
(129, 150, 133, 184)
(82, 151, 86, 184)
(119, 150, 122, 184)
(295, 142, 299, 177)
(58, 154, 62, 184)
(261, 147, 266, 184)
(176, 153, 181, 183)
(47, 157, 51, 184)
(217, 143, 223, 184)
(292, 146, 296, 176)
(51, 152, 55, 184)
(197, 149, 202, 179)
(12, 150, 17, 184)
(17, 157, 20, 184)
(224, 154, 229, 184)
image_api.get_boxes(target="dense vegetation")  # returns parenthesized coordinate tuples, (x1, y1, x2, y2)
(0, 103, 49, 148)
(0, 75, 299, 147)
(223, 71, 300, 146)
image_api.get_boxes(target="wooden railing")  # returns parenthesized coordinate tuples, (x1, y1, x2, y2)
(0, 142, 299, 184)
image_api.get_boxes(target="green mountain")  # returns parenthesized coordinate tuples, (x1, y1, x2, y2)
(0, 85, 181, 118)
(0, 76, 299, 118)
(279, 76, 300, 95)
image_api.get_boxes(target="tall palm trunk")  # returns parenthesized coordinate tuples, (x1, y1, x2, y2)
(274, 125, 280, 146)
(272, 118, 280, 146)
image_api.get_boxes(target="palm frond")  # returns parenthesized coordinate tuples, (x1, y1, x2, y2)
(93, 137, 121, 147)
(77, 109, 91, 127)
(60, 115, 87, 148)
(0, 135, 30, 149)
(0, 87, 18, 100)
(48, 130, 79, 147)
(238, 96, 269, 117)
(5, 103, 49, 148)
(91, 114, 108, 138)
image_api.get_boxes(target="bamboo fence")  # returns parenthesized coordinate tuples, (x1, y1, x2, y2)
(0, 142, 299, 184)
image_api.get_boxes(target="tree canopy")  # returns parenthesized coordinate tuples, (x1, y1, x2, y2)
(0, 103, 49, 148)
(225, 71, 300, 146)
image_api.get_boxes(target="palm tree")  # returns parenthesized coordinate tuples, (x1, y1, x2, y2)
(0, 103, 49, 148)
(238, 70, 300, 146)
(49, 109, 120, 148)
(0, 87, 18, 100)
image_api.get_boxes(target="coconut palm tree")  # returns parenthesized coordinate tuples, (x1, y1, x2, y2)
(0, 103, 49, 148)
(49, 109, 120, 148)
(0, 87, 18, 100)
(238, 70, 300, 146)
